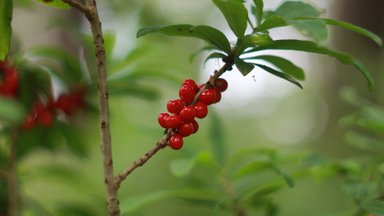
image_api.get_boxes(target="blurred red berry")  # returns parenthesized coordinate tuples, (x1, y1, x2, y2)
(213, 88, 221, 103)
(215, 78, 228, 92)
(182, 79, 198, 92)
(21, 114, 36, 130)
(178, 123, 194, 137)
(198, 89, 216, 105)
(191, 119, 199, 134)
(166, 115, 182, 129)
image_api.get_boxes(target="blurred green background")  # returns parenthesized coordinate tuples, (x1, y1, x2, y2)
(4, 0, 383, 215)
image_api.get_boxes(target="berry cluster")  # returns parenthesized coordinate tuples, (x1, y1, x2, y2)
(158, 78, 228, 150)
(0, 60, 19, 98)
(22, 88, 86, 129)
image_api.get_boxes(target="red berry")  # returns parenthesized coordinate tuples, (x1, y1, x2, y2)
(166, 115, 182, 129)
(158, 112, 170, 128)
(215, 78, 228, 92)
(167, 99, 185, 114)
(179, 106, 195, 122)
(194, 102, 208, 119)
(179, 85, 196, 104)
(191, 120, 199, 134)
(213, 88, 221, 103)
(178, 123, 194, 137)
(182, 79, 198, 92)
(169, 134, 183, 150)
(198, 89, 217, 105)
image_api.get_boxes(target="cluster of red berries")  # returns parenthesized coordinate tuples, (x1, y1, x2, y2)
(22, 88, 86, 129)
(158, 78, 228, 150)
(0, 60, 19, 98)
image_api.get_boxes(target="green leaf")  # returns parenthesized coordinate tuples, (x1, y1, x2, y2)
(258, 15, 288, 32)
(212, 0, 248, 38)
(273, 1, 321, 19)
(170, 158, 196, 177)
(253, 0, 264, 25)
(209, 111, 227, 165)
(245, 55, 304, 80)
(272, 166, 295, 187)
(232, 161, 273, 180)
(203, 52, 227, 64)
(295, 17, 383, 46)
(291, 19, 328, 42)
(250, 40, 375, 90)
(35, 0, 70, 9)
(253, 63, 303, 89)
(121, 191, 174, 215)
(235, 59, 254, 76)
(0, 0, 12, 60)
(361, 199, 384, 215)
(137, 24, 231, 53)
(57, 122, 88, 157)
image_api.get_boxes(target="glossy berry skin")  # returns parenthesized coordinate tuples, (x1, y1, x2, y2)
(215, 78, 228, 92)
(213, 88, 221, 103)
(169, 134, 183, 150)
(158, 113, 170, 128)
(166, 115, 182, 129)
(182, 79, 198, 92)
(198, 89, 217, 105)
(167, 99, 184, 114)
(179, 85, 196, 104)
(194, 102, 208, 119)
(178, 123, 194, 137)
(179, 106, 195, 122)
(191, 120, 199, 134)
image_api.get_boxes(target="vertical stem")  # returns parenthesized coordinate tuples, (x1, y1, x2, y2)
(84, 1, 119, 215)
(8, 131, 18, 216)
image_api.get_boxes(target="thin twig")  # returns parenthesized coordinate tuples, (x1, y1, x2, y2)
(115, 61, 235, 187)
(62, 0, 119, 215)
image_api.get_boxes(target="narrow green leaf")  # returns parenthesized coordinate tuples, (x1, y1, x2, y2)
(121, 191, 174, 215)
(295, 17, 383, 46)
(258, 15, 288, 32)
(232, 161, 272, 180)
(35, 0, 70, 9)
(273, 1, 321, 19)
(209, 111, 227, 165)
(253, 0, 264, 25)
(204, 52, 227, 64)
(251, 40, 375, 90)
(361, 199, 384, 215)
(272, 165, 295, 187)
(137, 24, 231, 53)
(245, 55, 304, 80)
(0, 0, 12, 60)
(235, 59, 254, 76)
(212, 0, 248, 38)
(253, 63, 303, 89)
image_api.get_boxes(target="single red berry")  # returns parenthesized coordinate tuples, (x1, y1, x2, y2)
(198, 89, 217, 105)
(179, 106, 195, 122)
(191, 120, 199, 134)
(194, 102, 208, 119)
(158, 112, 170, 128)
(178, 123, 194, 137)
(179, 85, 196, 104)
(215, 78, 228, 92)
(182, 79, 198, 92)
(213, 88, 221, 103)
(169, 134, 183, 150)
(165, 115, 182, 129)
(167, 99, 185, 114)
